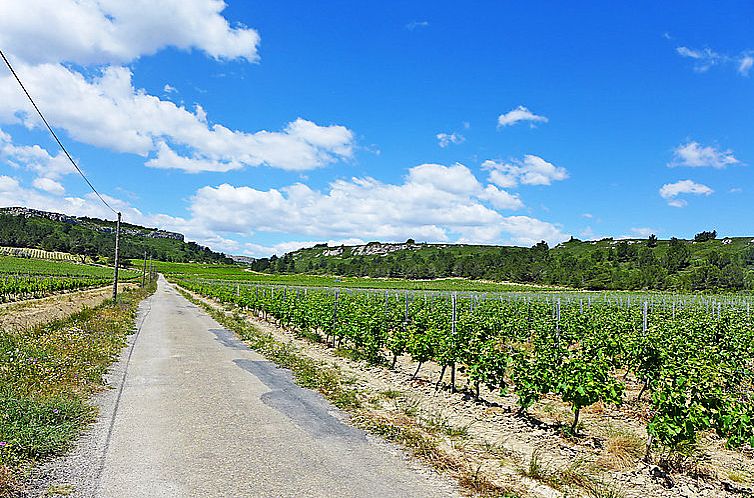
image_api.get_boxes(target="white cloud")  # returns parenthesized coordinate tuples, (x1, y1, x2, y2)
(436, 132, 465, 148)
(188, 163, 562, 246)
(676, 45, 754, 76)
(407, 163, 482, 195)
(0, 161, 564, 255)
(242, 238, 367, 258)
(0, 175, 20, 192)
(669, 141, 739, 169)
(32, 177, 65, 195)
(0, 174, 215, 249)
(739, 56, 754, 76)
(0, 4, 354, 174)
(0, 129, 76, 180)
(676, 46, 721, 72)
(483, 155, 568, 187)
(659, 179, 713, 207)
(478, 185, 524, 210)
(163, 84, 177, 93)
(624, 227, 657, 239)
(0, 0, 260, 65)
(497, 106, 548, 128)
(496, 216, 565, 246)
(405, 21, 429, 30)
(0, 65, 355, 172)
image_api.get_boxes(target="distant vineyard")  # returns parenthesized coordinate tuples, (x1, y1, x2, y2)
(0, 246, 93, 263)
(177, 277, 754, 458)
(0, 255, 139, 302)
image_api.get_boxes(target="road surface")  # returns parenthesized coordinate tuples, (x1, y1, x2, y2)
(32, 277, 456, 498)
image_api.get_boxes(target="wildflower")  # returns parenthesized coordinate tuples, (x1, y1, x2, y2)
(52, 409, 59, 414)
(0, 442, 7, 447)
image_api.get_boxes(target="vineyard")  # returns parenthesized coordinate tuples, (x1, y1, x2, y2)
(176, 276, 754, 463)
(0, 255, 139, 302)
(0, 246, 93, 263)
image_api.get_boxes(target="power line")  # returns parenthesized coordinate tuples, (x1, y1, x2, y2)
(0, 49, 118, 215)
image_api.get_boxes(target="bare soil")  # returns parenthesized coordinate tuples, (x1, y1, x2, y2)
(0, 284, 134, 331)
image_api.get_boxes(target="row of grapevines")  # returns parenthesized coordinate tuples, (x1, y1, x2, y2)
(177, 279, 754, 456)
(0, 275, 115, 302)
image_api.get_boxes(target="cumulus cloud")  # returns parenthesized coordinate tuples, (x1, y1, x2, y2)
(659, 179, 713, 207)
(0, 162, 564, 255)
(0, 174, 217, 249)
(497, 106, 548, 128)
(0, 4, 354, 174)
(242, 238, 367, 258)
(669, 141, 739, 169)
(0, 129, 76, 181)
(436, 132, 465, 148)
(0, 0, 260, 65)
(188, 163, 563, 246)
(483, 155, 568, 187)
(0, 65, 355, 172)
(32, 177, 65, 195)
(478, 185, 524, 210)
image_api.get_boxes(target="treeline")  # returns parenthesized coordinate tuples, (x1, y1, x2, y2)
(250, 236, 754, 291)
(0, 214, 231, 264)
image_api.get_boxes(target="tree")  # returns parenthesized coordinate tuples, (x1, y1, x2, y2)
(694, 230, 717, 242)
(647, 234, 658, 247)
(663, 238, 691, 273)
(532, 240, 549, 252)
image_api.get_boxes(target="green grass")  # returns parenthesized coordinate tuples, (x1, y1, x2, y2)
(0, 283, 155, 495)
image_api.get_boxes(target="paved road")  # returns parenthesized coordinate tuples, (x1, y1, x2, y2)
(91, 277, 455, 497)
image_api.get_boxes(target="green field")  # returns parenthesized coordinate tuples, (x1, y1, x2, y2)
(0, 255, 139, 302)
(177, 274, 754, 463)
(141, 259, 561, 292)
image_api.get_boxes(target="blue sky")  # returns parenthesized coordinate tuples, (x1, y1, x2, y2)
(0, 1, 752, 256)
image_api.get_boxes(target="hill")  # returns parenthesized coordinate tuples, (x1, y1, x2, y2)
(0, 207, 231, 264)
(248, 234, 754, 291)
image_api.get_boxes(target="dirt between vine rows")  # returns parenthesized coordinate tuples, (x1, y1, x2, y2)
(188, 289, 754, 498)
(0, 284, 134, 331)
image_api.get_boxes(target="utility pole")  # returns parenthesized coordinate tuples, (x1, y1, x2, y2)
(112, 212, 121, 301)
(141, 249, 147, 287)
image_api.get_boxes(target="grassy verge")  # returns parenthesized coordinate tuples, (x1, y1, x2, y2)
(0, 283, 155, 496)
(179, 288, 521, 497)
